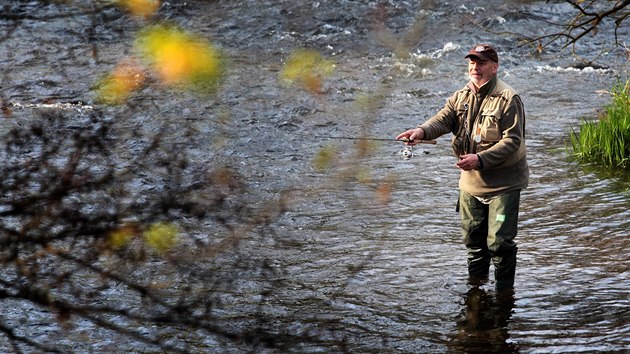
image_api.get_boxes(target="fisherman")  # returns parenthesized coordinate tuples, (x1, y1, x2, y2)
(396, 44, 528, 291)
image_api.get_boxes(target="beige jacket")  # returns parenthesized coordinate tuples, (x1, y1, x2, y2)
(419, 77, 529, 197)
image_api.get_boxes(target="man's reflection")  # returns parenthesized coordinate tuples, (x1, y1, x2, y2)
(450, 284, 518, 353)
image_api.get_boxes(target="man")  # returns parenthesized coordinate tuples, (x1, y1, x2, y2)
(396, 44, 528, 291)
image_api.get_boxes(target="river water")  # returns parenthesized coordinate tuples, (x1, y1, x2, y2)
(1, 0, 629, 352)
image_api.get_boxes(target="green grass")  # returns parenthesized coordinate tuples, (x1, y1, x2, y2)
(570, 79, 630, 170)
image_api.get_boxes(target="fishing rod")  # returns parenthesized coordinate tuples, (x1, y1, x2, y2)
(315, 135, 437, 159)
(322, 136, 437, 145)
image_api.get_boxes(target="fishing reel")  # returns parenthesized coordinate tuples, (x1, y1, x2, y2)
(399, 144, 430, 159)
(400, 145, 414, 159)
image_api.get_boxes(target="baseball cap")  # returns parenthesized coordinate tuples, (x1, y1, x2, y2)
(465, 44, 499, 63)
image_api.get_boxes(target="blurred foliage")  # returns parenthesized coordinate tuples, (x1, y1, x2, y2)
(117, 0, 160, 19)
(108, 223, 138, 249)
(279, 49, 335, 94)
(96, 2, 226, 104)
(136, 24, 226, 93)
(0, 107, 282, 352)
(5, 0, 626, 352)
(144, 221, 180, 253)
(376, 178, 395, 204)
(96, 58, 146, 104)
(313, 145, 339, 171)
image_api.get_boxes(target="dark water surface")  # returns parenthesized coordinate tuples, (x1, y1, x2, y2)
(1, 0, 629, 352)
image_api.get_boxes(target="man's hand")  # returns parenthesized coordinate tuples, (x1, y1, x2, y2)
(395, 127, 425, 145)
(456, 154, 480, 171)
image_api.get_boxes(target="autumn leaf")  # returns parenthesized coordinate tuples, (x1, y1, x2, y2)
(280, 49, 335, 94)
(313, 145, 339, 171)
(108, 224, 139, 250)
(376, 180, 393, 204)
(144, 222, 179, 253)
(118, 0, 160, 19)
(136, 24, 226, 93)
(96, 58, 146, 104)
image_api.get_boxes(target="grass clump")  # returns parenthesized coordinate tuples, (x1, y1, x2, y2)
(570, 79, 630, 170)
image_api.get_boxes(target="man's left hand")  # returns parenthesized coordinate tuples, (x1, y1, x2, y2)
(456, 154, 479, 171)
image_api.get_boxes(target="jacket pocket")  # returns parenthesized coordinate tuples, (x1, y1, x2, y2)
(479, 108, 501, 142)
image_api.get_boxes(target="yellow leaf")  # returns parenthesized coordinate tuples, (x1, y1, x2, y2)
(144, 222, 179, 253)
(280, 49, 334, 94)
(136, 25, 225, 93)
(313, 145, 338, 171)
(96, 58, 145, 104)
(108, 224, 138, 249)
(356, 168, 372, 184)
(118, 0, 160, 19)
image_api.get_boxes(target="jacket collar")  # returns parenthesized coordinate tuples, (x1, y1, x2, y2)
(467, 76, 497, 96)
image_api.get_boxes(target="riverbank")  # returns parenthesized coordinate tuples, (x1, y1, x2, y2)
(571, 79, 630, 172)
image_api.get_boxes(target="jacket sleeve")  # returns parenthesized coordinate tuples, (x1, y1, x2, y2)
(477, 95, 525, 169)
(418, 91, 461, 140)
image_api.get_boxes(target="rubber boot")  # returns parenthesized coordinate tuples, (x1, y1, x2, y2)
(467, 249, 491, 285)
(493, 250, 517, 291)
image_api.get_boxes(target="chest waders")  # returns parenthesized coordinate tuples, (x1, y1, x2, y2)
(459, 189, 519, 291)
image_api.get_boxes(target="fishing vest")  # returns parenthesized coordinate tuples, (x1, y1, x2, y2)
(451, 78, 526, 168)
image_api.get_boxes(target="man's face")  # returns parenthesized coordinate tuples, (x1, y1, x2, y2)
(468, 57, 498, 87)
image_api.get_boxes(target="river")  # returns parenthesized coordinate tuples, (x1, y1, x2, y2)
(1, 0, 629, 352)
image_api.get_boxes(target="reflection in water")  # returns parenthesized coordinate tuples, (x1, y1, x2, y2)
(450, 285, 518, 353)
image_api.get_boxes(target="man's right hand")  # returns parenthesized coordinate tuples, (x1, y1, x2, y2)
(396, 127, 425, 145)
